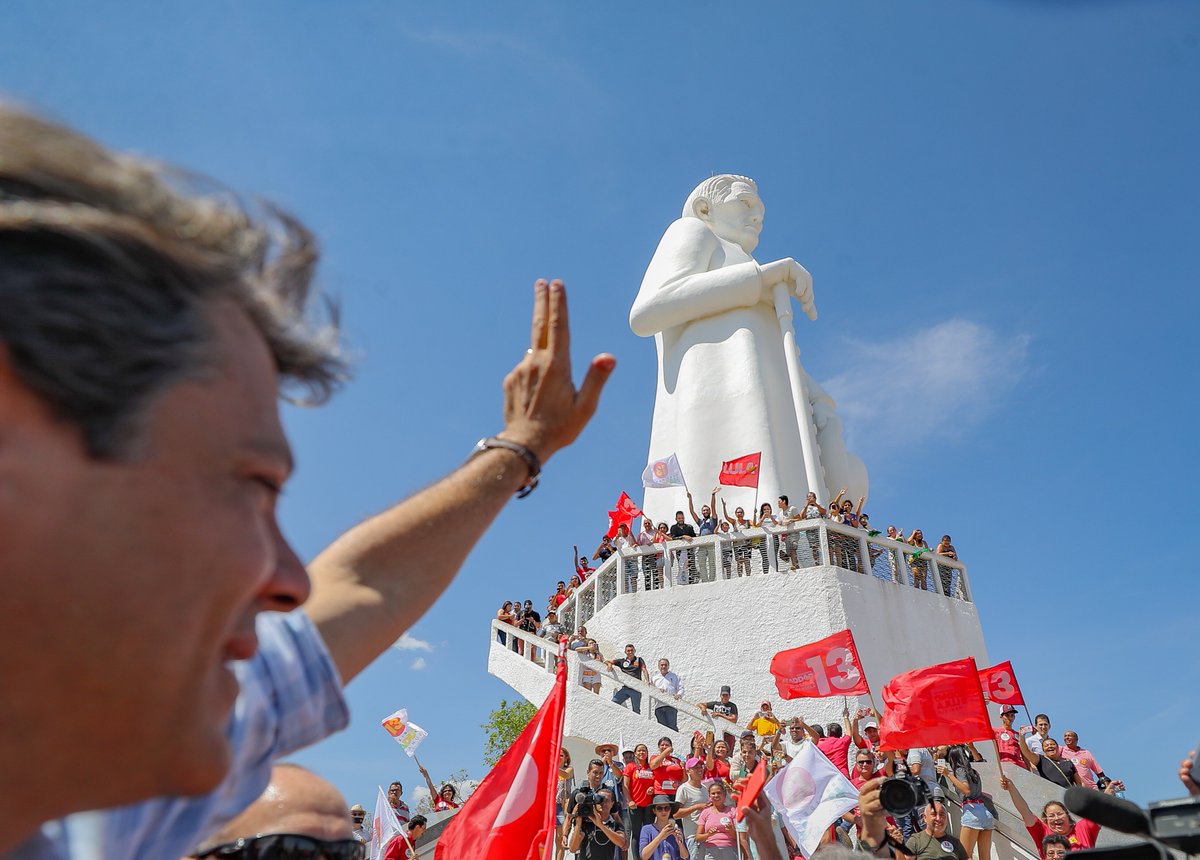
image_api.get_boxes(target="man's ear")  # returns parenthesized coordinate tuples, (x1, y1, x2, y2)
(692, 197, 711, 220)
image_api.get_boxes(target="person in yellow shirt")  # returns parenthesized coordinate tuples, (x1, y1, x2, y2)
(748, 700, 782, 742)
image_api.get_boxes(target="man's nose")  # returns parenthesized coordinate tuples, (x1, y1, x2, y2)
(261, 525, 311, 611)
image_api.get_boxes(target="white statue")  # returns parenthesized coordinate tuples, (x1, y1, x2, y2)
(630, 175, 867, 518)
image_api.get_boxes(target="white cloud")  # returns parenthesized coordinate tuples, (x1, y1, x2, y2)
(410, 657, 428, 671)
(401, 27, 534, 58)
(393, 632, 433, 653)
(820, 319, 1030, 455)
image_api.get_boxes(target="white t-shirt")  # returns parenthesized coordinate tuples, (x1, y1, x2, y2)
(675, 781, 706, 840)
(782, 736, 807, 759)
(1026, 734, 1046, 756)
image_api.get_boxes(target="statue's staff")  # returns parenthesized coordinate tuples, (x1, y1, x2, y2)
(771, 280, 828, 503)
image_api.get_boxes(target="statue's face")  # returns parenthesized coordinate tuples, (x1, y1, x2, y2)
(703, 183, 764, 253)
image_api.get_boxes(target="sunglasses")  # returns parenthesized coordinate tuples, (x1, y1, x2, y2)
(192, 833, 366, 860)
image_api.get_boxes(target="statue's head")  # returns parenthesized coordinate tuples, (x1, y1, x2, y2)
(682, 174, 763, 253)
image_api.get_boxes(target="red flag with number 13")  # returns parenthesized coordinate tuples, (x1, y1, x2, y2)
(978, 660, 1025, 706)
(769, 629, 870, 699)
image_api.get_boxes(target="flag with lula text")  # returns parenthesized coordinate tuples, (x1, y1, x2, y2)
(641, 453, 687, 488)
(719, 452, 761, 488)
(380, 708, 428, 757)
(878, 657, 992, 750)
(769, 629, 870, 699)
(368, 784, 404, 860)
(763, 742, 860, 857)
(978, 660, 1025, 707)
(604, 491, 643, 539)
(435, 643, 567, 860)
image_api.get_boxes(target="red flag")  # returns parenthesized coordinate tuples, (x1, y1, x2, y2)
(735, 757, 769, 822)
(436, 647, 567, 860)
(978, 660, 1025, 707)
(877, 657, 991, 751)
(719, 452, 762, 488)
(769, 629, 870, 699)
(605, 491, 643, 539)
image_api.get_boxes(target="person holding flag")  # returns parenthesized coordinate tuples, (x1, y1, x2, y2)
(994, 705, 1029, 770)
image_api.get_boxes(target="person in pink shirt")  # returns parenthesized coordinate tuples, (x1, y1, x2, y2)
(695, 781, 738, 860)
(1060, 730, 1106, 790)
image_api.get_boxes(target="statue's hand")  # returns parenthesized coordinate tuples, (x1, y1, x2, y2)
(760, 257, 817, 320)
(501, 279, 616, 463)
(790, 261, 817, 321)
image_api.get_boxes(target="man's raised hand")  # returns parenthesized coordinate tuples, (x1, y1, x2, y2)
(502, 279, 616, 463)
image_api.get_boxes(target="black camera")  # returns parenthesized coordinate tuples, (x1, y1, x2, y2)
(879, 774, 933, 818)
(574, 787, 600, 821)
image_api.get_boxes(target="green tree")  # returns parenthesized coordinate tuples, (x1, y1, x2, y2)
(481, 697, 536, 766)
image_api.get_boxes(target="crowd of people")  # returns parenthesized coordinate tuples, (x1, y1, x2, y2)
(550, 694, 1137, 860)
(536, 488, 964, 608)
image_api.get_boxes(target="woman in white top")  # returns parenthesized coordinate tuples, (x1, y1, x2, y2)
(753, 503, 779, 575)
(720, 501, 753, 578)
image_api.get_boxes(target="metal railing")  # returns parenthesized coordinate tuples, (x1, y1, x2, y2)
(558, 520, 971, 631)
(489, 620, 753, 739)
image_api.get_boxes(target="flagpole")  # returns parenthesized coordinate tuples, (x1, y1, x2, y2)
(992, 738, 1006, 784)
(771, 283, 827, 502)
(867, 691, 882, 723)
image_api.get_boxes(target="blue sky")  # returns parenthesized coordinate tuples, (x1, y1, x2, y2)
(5, 0, 1197, 809)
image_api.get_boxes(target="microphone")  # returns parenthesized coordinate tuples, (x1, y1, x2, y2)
(1065, 787, 1152, 837)
(1069, 843, 1169, 860)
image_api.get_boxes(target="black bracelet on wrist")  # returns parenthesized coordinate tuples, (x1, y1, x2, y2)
(470, 436, 541, 497)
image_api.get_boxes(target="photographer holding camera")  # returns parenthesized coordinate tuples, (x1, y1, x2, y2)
(567, 787, 628, 860)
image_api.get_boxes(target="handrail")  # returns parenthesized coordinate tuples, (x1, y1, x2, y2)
(554, 520, 972, 632)
(489, 619, 753, 739)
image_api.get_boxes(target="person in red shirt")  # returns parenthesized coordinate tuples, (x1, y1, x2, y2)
(704, 739, 732, 783)
(817, 712, 855, 778)
(1000, 774, 1121, 857)
(649, 736, 685, 795)
(382, 816, 427, 860)
(849, 750, 892, 789)
(624, 743, 656, 846)
(573, 545, 594, 580)
(994, 705, 1029, 770)
(417, 760, 460, 811)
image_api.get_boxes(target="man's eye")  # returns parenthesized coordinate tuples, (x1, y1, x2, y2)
(254, 476, 283, 495)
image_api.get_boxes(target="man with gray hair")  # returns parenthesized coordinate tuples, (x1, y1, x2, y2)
(0, 106, 614, 858)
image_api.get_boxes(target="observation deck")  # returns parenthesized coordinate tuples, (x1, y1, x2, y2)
(485, 520, 1142, 860)
(489, 519, 982, 756)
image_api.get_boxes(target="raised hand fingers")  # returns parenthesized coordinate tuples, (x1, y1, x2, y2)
(530, 279, 550, 351)
(547, 279, 570, 357)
